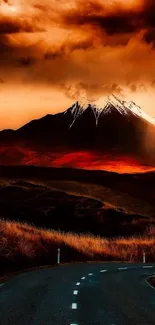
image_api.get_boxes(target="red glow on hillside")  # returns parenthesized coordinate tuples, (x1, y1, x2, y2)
(51, 152, 155, 173)
(0, 146, 155, 173)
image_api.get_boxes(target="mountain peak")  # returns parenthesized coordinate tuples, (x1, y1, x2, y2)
(1, 94, 155, 167)
(103, 94, 129, 116)
(64, 101, 83, 128)
(73, 94, 155, 127)
(63, 94, 155, 128)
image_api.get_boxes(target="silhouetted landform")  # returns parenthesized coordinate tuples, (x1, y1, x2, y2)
(1, 165, 155, 202)
(0, 166, 155, 237)
(1, 97, 155, 169)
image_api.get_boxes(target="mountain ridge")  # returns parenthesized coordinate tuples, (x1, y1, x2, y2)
(64, 94, 155, 128)
(1, 94, 155, 169)
(1, 94, 155, 133)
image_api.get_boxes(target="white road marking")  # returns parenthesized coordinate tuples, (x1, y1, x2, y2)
(70, 324, 78, 325)
(76, 282, 80, 286)
(146, 277, 155, 290)
(73, 290, 78, 295)
(88, 273, 93, 275)
(0, 283, 4, 287)
(118, 267, 128, 270)
(81, 277, 86, 279)
(72, 303, 77, 310)
(143, 266, 153, 268)
(100, 269, 107, 273)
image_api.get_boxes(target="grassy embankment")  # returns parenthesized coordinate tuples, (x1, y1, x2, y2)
(1, 219, 155, 278)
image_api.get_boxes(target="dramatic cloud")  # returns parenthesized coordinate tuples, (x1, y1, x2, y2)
(1, 0, 155, 129)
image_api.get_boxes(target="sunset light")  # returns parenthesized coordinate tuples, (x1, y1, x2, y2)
(0, 0, 22, 15)
(1, 2, 155, 323)
(1, 0, 155, 172)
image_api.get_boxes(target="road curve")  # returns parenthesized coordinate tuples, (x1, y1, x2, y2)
(0, 263, 155, 325)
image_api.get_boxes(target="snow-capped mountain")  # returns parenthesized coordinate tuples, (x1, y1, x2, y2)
(1, 94, 155, 167)
(65, 94, 155, 127)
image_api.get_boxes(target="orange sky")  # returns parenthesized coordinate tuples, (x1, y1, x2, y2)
(1, 0, 155, 129)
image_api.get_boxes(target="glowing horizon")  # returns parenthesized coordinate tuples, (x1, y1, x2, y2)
(1, 146, 155, 173)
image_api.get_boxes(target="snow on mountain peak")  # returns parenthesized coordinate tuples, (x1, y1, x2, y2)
(124, 100, 155, 125)
(90, 104, 103, 126)
(64, 101, 83, 128)
(98, 94, 155, 126)
(106, 95, 155, 125)
(104, 94, 129, 116)
(65, 94, 155, 128)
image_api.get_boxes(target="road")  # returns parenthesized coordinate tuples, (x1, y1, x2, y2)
(0, 263, 155, 325)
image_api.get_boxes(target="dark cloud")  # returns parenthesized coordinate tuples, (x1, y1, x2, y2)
(0, 14, 44, 34)
(17, 57, 37, 67)
(62, 0, 155, 32)
(0, 0, 155, 101)
(0, 19, 39, 34)
(63, 9, 139, 35)
(142, 0, 155, 28)
(1, 0, 155, 130)
(143, 28, 155, 45)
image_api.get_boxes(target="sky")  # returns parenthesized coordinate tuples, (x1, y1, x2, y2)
(1, 0, 155, 129)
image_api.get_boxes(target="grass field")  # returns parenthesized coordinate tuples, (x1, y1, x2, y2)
(1, 219, 155, 277)
(1, 167, 155, 278)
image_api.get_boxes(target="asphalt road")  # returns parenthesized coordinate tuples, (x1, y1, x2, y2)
(0, 263, 155, 325)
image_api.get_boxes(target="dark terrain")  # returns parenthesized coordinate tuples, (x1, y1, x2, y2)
(1, 97, 155, 168)
(0, 165, 155, 237)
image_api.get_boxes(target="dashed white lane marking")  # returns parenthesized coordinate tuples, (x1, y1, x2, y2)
(72, 303, 77, 310)
(71, 266, 155, 325)
(143, 266, 153, 268)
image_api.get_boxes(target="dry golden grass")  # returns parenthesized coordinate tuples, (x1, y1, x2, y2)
(1, 218, 155, 277)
